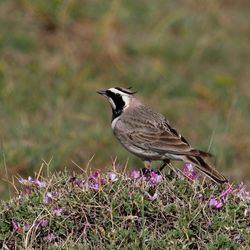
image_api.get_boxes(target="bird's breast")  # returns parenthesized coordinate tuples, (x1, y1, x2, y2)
(111, 116, 120, 130)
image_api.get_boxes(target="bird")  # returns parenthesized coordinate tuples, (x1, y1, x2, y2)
(97, 87, 228, 184)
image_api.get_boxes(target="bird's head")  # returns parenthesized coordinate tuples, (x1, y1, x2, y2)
(97, 87, 137, 119)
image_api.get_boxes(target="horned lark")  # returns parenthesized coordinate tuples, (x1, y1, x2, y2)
(98, 87, 227, 184)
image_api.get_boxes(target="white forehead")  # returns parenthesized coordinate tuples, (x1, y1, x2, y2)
(109, 88, 131, 97)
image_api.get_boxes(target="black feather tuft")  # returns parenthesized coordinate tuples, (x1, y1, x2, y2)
(115, 87, 137, 95)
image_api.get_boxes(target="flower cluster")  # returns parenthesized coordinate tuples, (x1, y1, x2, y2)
(130, 169, 162, 185)
(107, 171, 118, 182)
(16, 166, 250, 215)
(209, 185, 235, 209)
(43, 191, 60, 205)
(148, 171, 162, 186)
(11, 166, 250, 249)
(209, 197, 223, 209)
(18, 177, 47, 188)
(69, 177, 86, 188)
(182, 163, 198, 181)
(88, 171, 106, 192)
(130, 170, 140, 179)
(44, 233, 56, 242)
(17, 177, 47, 197)
(52, 207, 64, 216)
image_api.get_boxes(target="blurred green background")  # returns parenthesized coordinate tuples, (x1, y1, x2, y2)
(0, 0, 249, 199)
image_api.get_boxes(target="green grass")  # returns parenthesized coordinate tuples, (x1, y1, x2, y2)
(0, 167, 249, 249)
(0, 0, 250, 199)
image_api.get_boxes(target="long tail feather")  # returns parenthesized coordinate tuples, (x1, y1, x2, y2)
(185, 155, 228, 184)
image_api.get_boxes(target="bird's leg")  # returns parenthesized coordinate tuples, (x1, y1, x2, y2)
(143, 160, 151, 169)
(159, 159, 170, 172)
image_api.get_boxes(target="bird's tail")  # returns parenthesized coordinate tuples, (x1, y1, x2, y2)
(184, 155, 228, 184)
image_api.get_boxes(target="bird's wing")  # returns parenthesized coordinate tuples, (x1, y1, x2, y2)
(124, 107, 212, 158)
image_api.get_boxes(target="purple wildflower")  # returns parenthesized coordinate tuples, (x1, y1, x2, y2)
(100, 178, 106, 185)
(148, 171, 162, 185)
(43, 192, 59, 205)
(44, 233, 56, 242)
(36, 180, 47, 188)
(220, 185, 234, 201)
(18, 177, 32, 186)
(209, 197, 223, 209)
(130, 170, 140, 179)
(89, 171, 100, 183)
(43, 192, 53, 205)
(92, 183, 100, 192)
(70, 177, 85, 188)
(107, 171, 118, 182)
(88, 171, 107, 192)
(52, 208, 64, 216)
(18, 177, 47, 188)
(182, 163, 198, 181)
(37, 219, 48, 228)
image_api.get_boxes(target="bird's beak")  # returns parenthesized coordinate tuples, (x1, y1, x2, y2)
(97, 89, 107, 97)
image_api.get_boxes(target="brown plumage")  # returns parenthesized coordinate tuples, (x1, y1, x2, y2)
(98, 87, 228, 184)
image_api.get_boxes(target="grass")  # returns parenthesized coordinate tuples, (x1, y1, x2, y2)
(0, 0, 250, 199)
(0, 165, 249, 249)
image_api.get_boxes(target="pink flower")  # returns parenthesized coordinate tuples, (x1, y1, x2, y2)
(36, 219, 48, 228)
(209, 197, 223, 209)
(130, 170, 140, 179)
(100, 178, 106, 185)
(92, 183, 100, 192)
(220, 185, 234, 201)
(36, 180, 47, 188)
(107, 172, 118, 182)
(89, 171, 100, 183)
(148, 171, 162, 185)
(44, 233, 56, 242)
(43, 192, 53, 205)
(43, 192, 59, 205)
(88, 171, 107, 192)
(52, 208, 64, 216)
(70, 177, 85, 188)
(18, 177, 47, 188)
(182, 163, 198, 181)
